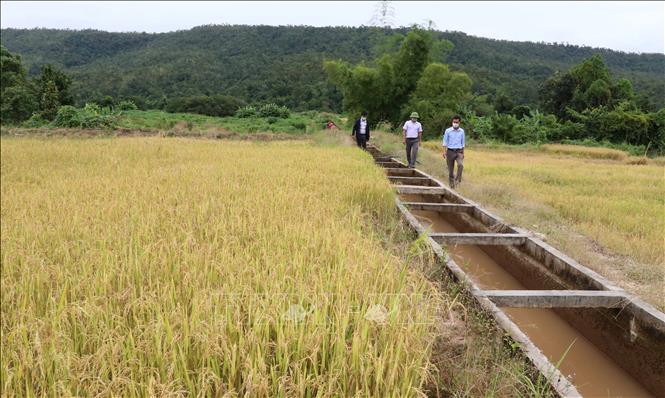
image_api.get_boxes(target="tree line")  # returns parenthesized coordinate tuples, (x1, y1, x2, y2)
(1, 45, 74, 123)
(2, 25, 663, 111)
(324, 29, 663, 153)
(1, 25, 663, 153)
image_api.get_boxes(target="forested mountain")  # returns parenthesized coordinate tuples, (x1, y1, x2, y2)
(2, 25, 663, 111)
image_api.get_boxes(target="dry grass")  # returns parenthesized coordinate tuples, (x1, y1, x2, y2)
(1, 137, 449, 396)
(540, 144, 629, 161)
(652, 157, 665, 166)
(625, 156, 649, 165)
(460, 152, 664, 268)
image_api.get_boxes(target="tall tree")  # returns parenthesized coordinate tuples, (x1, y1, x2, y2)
(540, 54, 639, 119)
(1, 45, 37, 123)
(325, 28, 434, 126)
(36, 64, 73, 106)
(405, 63, 472, 137)
(40, 80, 60, 120)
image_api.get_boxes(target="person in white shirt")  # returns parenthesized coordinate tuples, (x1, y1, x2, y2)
(442, 115, 465, 188)
(402, 112, 423, 168)
(351, 111, 370, 150)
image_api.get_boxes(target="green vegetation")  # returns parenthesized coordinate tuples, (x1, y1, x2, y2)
(116, 109, 320, 134)
(2, 25, 663, 111)
(5, 107, 340, 136)
(1, 45, 74, 124)
(165, 94, 245, 117)
(3, 22, 662, 396)
(1, 45, 37, 122)
(2, 25, 664, 152)
(324, 28, 472, 134)
(323, 32, 664, 153)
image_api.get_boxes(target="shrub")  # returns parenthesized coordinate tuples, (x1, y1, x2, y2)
(22, 113, 49, 128)
(648, 108, 665, 153)
(547, 120, 584, 142)
(511, 105, 531, 119)
(117, 100, 138, 111)
(258, 103, 290, 118)
(53, 103, 117, 129)
(53, 105, 79, 128)
(464, 113, 492, 141)
(291, 121, 306, 131)
(166, 95, 245, 117)
(1, 85, 38, 124)
(236, 105, 257, 118)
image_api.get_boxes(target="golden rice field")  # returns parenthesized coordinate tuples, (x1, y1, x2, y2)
(452, 148, 664, 268)
(414, 139, 664, 266)
(0, 137, 443, 396)
(540, 144, 629, 160)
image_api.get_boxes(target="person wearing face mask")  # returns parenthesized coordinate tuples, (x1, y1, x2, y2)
(351, 111, 370, 149)
(402, 112, 423, 168)
(442, 115, 465, 188)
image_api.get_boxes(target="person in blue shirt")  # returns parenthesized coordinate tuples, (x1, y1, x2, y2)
(442, 115, 465, 188)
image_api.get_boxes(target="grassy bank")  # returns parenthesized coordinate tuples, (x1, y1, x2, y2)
(2, 109, 344, 137)
(115, 109, 338, 134)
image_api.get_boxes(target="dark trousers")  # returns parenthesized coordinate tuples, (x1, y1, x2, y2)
(405, 138, 419, 167)
(446, 149, 464, 187)
(356, 134, 367, 149)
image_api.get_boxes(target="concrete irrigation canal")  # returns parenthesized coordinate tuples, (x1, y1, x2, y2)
(367, 145, 665, 397)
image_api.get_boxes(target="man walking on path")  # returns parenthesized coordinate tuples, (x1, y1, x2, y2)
(352, 111, 370, 149)
(442, 115, 465, 188)
(403, 112, 423, 168)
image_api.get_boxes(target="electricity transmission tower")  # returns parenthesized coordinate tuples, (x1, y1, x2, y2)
(368, 0, 396, 28)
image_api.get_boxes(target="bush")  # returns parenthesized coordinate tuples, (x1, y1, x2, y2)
(53, 103, 117, 129)
(487, 113, 549, 144)
(464, 113, 492, 141)
(117, 100, 138, 111)
(22, 113, 49, 128)
(467, 110, 583, 145)
(166, 95, 245, 117)
(53, 105, 79, 128)
(258, 103, 290, 118)
(541, 119, 581, 142)
(1, 85, 38, 124)
(511, 105, 531, 119)
(648, 108, 665, 153)
(236, 105, 257, 118)
(291, 121, 307, 131)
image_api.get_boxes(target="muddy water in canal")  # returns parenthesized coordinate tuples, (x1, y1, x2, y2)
(408, 205, 652, 397)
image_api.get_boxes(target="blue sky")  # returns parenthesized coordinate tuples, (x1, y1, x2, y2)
(2, 1, 664, 54)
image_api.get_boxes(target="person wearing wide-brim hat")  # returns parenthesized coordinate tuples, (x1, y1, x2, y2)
(402, 112, 423, 168)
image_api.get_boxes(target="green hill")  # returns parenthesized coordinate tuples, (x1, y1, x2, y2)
(2, 25, 663, 111)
